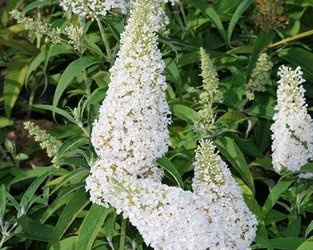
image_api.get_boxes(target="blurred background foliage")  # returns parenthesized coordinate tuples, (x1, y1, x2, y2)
(1, 0, 313, 249)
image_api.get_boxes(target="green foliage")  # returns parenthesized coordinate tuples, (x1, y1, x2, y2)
(1, 0, 313, 249)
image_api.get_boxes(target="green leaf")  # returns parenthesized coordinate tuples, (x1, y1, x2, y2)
(57, 136, 88, 158)
(48, 189, 89, 248)
(20, 172, 49, 210)
(27, 43, 74, 81)
(18, 215, 53, 242)
(261, 177, 294, 219)
(227, 0, 253, 45)
(188, 0, 227, 44)
(21, 0, 58, 14)
(103, 14, 124, 39)
(76, 205, 113, 250)
(268, 237, 303, 249)
(32, 104, 76, 123)
(0, 116, 13, 128)
(52, 56, 101, 108)
(305, 220, 313, 239)
(0, 33, 39, 56)
(49, 236, 78, 250)
(214, 136, 255, 194)
(297, 237, 313, 250)
(4, 56, 29, 117)
(0, 184, 6, 219)
(9, 167, 51, 187)
(157, 156, 184, 188)
(278, 47, 313, 82)
(51, 167, 89, 196)
(0, 188, 20, 213)
(244, 105, 275, 119)
(40, 192, 76, 223)
(172, 104, 201, 124)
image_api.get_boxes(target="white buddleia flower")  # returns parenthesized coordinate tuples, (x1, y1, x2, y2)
(64, 24, 84, 51)
(60, 0, 128, 19)
(271, 65, 313, 173)
(193, 140, 258, 249)
(245, 53, 273, 100)
(198, 47, 222, 133)
(90, 0, 172, 180)
(86, 159, 230, 250)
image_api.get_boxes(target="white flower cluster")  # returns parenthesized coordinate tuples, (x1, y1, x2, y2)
(90, 0, 173, 179)
(10, 10, 62, 44)
(245, 53, 273, 100)
(87, 160, 231, 250)
(193, 140, 258, 249)
(24, 121, 62, 167)
(198, 47, 222, 133)
(86, 0, 257, 249)
(271, 65, 313, 173)
(64, 24, 84, 51)
(60, 0, 128, 19)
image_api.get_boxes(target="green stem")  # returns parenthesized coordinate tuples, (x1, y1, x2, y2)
(119, 218, 127, 250)
(268, 29, 313, 48)
(96, 17, 112, 63)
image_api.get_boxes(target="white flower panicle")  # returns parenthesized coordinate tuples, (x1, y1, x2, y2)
(87, 160, 231, 250)
(245, 53, 273, 100)
(10, 10, 62, 44)
(271, 65, 313, 173)
(90, 0, 172, 179)
(60, 0, 128, 19)
(24, 121, 61, 167)
(198, 47, 222, 133)
(193, 140, 258, 249)
(64, 24, 84, 51)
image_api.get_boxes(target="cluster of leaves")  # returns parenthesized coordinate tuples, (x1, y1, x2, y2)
(1, 0, 313, 249)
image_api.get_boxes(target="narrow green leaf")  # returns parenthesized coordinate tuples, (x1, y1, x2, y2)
(40, 192, 76, 223)
(49, 236, 78, 250)
(269, 237, 303, 250)
(18, 215, 53, 242)
(53, 56, 101, 108)
(297, 237, 313, 250)
(0, 116, 13, 128)
(9, 167, 51, 187)
(255, 235, 274, 249)
(172, 104, 201, 124)
(214, 136, 255, 194)
(51, 167, 89, 196)
(48, 189, 89, 248)
(32, 104, 76, 123)
(228, 0, 253, 45)
(261, 177, 294, 219)
(0, 33, 39, 56)
(4, 56, 29, 117)
(305, 220, 313, 239)
(278, 47, 313, 82)
(157, 156, 184, 188)
(57, 136, 88, 158)
(188, 0, 227, 44)
(103, 14, 124, 39)
(27, 43, 74, 81)
(20, 172, 49, 210)
(22, 0, 58, 14)
(76, 205, 113, 250)
(0, 184, 6, 218)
